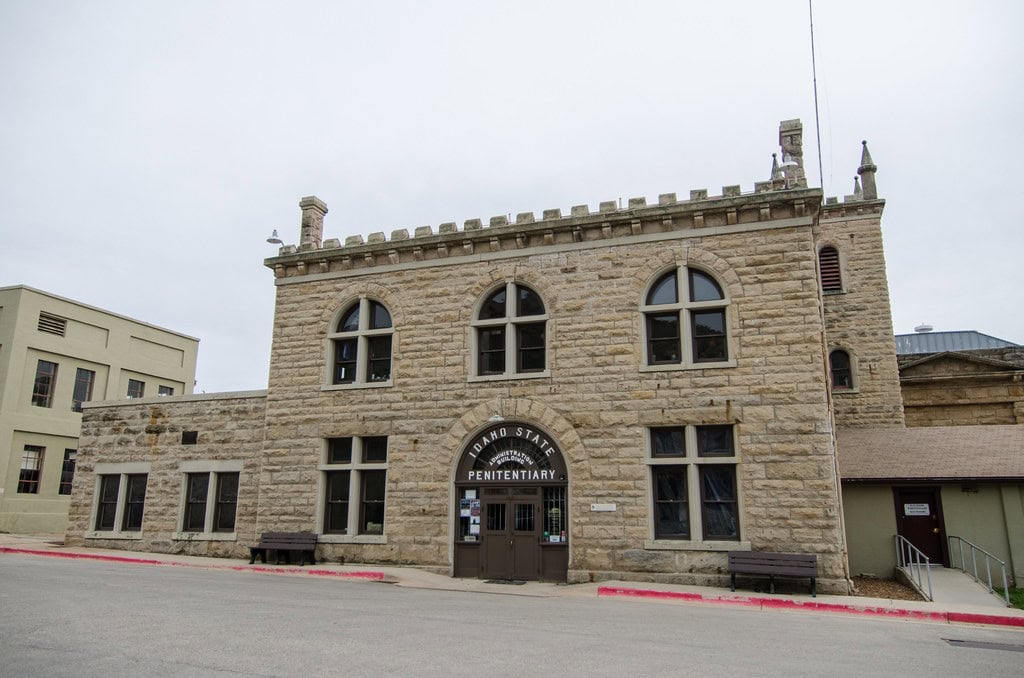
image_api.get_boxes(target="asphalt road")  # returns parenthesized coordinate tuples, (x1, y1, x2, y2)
(1, 554, 1022, 677)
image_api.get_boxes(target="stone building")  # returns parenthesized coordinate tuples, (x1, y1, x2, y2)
(0, 286, 198, 533)
(67, 120, 901, 593)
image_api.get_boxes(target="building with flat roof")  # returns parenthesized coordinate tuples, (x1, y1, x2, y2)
(67, 120, 902, 593)
(0, 286, 198, 533)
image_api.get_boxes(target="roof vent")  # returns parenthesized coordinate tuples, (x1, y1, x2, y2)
(914, 324, 934, 333)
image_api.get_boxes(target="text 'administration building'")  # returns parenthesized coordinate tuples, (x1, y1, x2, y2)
(67, 121, 903, 592)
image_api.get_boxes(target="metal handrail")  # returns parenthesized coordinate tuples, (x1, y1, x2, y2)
(894, 535, 933, 601)
(947, 535, 1011, 606)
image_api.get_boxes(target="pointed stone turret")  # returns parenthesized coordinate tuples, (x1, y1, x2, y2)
(854, 176, 863, 199)
(857, 140, 878, 200)
(299, 196, 328, 248)
(770, 153, 784, 182)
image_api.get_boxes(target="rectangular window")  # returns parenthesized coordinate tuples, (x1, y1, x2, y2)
(18, 445, 44, 494)
(646, 313, 681, 364)
(95, 475, 121, 530)
(93, 470, 148, 534)
(126, 379, 145, 399)
(32, 360, 58, 407)
(122, 474, 147, 531)
(180, 470, 240, 534)
(647, 425, 739, 543)
(158, 385, 174, 396)
(334, 338, 357, 383)
(366, 336, 392, 382)
(477, 327, 505, 375)
(213, 472, 239, 532)
(72, 368, 95, 412)
(321, 436, 388, 536)
(184, 473, 210, 531)
(516, 323, 546, 372)
(691, 309, 727, 362)
(59, 449, 77, 495)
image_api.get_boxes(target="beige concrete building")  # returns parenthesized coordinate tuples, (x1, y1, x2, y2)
(0, 286, 198, 533)
(67, 120, 902, 593)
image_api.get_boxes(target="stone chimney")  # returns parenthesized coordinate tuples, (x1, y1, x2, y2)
(778, 119, 807, 188)
(299, 196, 328, 248)
(857, 141, 878, 200)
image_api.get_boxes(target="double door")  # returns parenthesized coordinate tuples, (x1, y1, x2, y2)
(482, 488, 541, 580)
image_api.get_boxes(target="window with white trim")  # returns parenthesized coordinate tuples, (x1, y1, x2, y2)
(18, 445, 44, 494)
(321, 436, 388, 538)
(647, 425, 740, 543)
(31, 360, 58, 407)
(328, 299, 393, 386)
(472, 282, 548, 378)
(90, 465, 149, 536)
(642, 267, 730, 368)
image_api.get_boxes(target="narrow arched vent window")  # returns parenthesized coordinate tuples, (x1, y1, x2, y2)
(819, 246, 842, 292)
(829, 349, 853, 390)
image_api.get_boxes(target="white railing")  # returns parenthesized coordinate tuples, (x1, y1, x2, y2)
(948, 535, 1011, 607)
(894, 535, 933, 601)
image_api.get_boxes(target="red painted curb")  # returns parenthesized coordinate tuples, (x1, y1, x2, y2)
(597, 586, 1021, 628)
(0, 546, 385, 581)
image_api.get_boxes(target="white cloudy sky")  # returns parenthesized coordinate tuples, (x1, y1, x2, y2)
(2, 1, 1021, 393)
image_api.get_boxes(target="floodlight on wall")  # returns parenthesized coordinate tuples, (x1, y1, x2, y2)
(266, 229, 284, 245)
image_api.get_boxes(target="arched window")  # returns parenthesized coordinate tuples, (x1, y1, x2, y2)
(819, 246, 842, 292)
(328, 298, 393, 386)
(829, 349, 853, 390)
(472, 283, 548, 378)
(642, 267, 729, 366)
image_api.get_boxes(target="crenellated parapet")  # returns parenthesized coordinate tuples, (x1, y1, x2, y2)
(265, 120, 836, 281)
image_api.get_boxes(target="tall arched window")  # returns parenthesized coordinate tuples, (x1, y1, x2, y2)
(829, 349, 853, 390)
(819, 246, 843, 292)
(328, 298, 393, 386)
(642, 267, 730, 366)
(472, 283, 548, 378)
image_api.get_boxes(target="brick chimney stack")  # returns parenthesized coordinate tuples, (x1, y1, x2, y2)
(299, 196, 328, 248)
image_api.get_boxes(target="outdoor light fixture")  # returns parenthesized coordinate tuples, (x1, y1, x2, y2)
(266, 229, 284, 245)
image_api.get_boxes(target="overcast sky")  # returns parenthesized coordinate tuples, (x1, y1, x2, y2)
(2, 1, 1021, 393)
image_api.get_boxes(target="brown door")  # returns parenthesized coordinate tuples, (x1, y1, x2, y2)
(893, 488, 945, 564)
(481, 493, 541, 580)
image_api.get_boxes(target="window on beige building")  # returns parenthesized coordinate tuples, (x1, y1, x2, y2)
(819, 246, 843, 292)
(72, 368, 95, 412)
(472, 282, 548, 379)
(18, 445, 44, 494)
(829, 349, 854, 390)
(93, 472, 148, 533)
(328, 299, 393, 386)
(321, 436, 388, 538)
(647, 425, 739, 543)
(31, 360, 58, 407)
(58, 449, 77, 495)
(126, 378, 145, 399)
(642, 267, 730, 368)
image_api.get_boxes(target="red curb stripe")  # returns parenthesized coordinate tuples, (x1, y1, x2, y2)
(947, 611, 1024, 628)
(0, 546, 385, 581)
(597, 586, 1018, 627)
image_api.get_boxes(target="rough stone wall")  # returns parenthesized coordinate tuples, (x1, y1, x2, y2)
(817, 204, 905, 429)
(262, 221, 849, 590)
(898, 350, 1024, 426)
(65, 392, 267, 557)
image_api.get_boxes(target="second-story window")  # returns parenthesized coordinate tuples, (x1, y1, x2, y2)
(642, 267, 730, 367)
(32, 360, 58, 407)
(472, 283, 548, 378)
(329, 298, 393, 386)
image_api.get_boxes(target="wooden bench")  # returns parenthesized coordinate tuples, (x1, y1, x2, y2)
(249, 532, 318, 566)
(728, 551, 817, 597)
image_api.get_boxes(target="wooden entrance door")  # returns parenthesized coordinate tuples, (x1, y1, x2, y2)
(893, 487, 946, 564)
(481, 490, 541, 580)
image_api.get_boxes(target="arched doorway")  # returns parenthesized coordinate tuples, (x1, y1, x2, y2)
(453, 422, 568, 581)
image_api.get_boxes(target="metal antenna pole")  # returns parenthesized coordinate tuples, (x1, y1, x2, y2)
(809, 0, 825, 190)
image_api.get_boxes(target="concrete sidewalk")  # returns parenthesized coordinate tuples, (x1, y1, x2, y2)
(2, 532, 1022, 630)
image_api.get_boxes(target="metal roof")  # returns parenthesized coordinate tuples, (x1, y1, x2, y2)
(894, 331, 1019, 355)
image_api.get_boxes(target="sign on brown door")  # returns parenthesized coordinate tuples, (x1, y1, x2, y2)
(893, 487, 945, 564)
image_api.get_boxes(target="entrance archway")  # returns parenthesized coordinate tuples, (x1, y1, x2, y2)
(453, 422, 569, 581)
